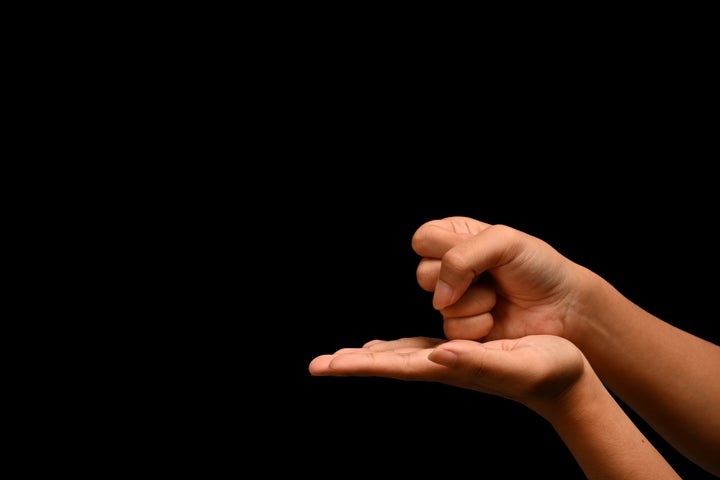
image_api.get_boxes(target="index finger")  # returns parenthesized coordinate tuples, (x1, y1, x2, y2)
(432, 224, 527, 309)
(412, 216, 492, 258)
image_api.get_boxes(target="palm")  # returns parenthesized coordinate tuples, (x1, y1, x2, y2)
(309, 335, 585, 406)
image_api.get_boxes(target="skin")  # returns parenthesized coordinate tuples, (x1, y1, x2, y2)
(309, 335, 680, 479)
(309, 217, 720, 478)
(411, 217, 720, 476)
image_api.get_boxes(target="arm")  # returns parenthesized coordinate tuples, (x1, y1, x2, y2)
(309, 335, 681, 480)
(569, 269, 720, 476)
(537, 352, 681, 480)
(411, 216, 720, 475)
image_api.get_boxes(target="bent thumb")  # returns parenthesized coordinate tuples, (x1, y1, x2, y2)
(428, 339, 488, 368)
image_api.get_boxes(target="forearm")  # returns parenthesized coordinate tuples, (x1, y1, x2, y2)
(536, 362, 681, 480)
(568, 267, 720, 475)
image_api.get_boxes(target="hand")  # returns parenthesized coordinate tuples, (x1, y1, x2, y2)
(309, 335, 585, 411)
(412, 217, 582, 341)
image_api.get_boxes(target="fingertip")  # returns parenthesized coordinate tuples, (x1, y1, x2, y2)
(308, 356, 330, 375)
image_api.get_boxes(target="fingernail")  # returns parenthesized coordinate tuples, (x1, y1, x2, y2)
(428, 348, 458, 367)
(433, 280, 453, 310)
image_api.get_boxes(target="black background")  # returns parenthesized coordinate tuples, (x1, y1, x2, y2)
(35, 8, 720, 479)
(247, 36, 718, 479)
(279, 175, 718, 479)
(149, 18, 719, 479)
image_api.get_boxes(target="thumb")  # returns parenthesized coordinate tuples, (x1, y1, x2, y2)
(428, 339, 521, 381)
(411, 217, 491, 258)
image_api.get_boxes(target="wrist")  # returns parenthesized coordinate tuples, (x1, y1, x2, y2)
(563, 265, 626, 351)
(531, 355, 605, 423)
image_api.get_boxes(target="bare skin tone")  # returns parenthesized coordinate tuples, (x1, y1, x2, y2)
(309, 217, 720, 479)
